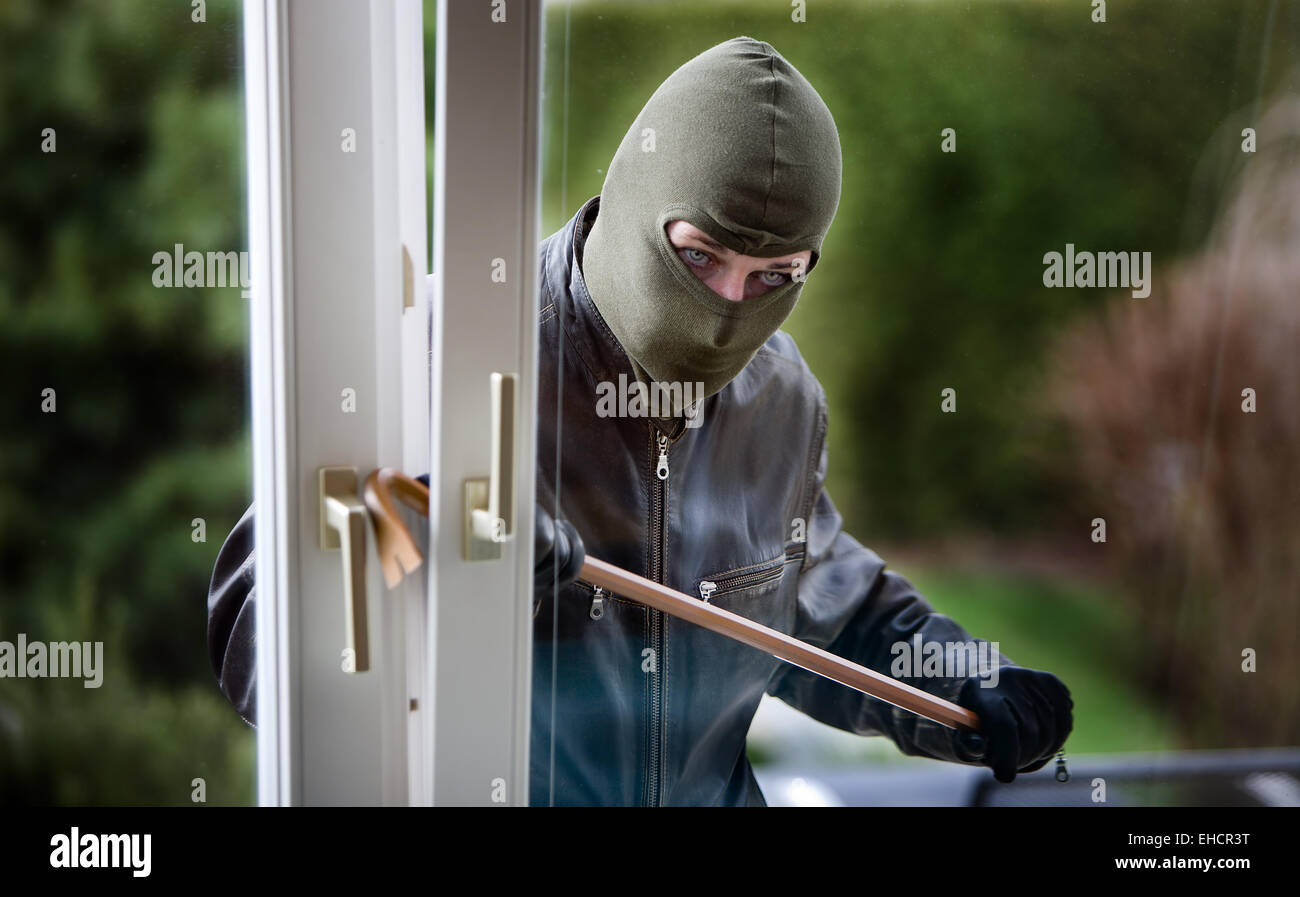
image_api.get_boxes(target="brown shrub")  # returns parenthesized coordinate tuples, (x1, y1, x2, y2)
(1044, 95, 1300, 747)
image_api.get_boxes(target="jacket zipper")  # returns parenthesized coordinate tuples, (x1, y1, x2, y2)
(646, 430, 668, 806)
(698, 558, 785, 602)
(572, 580, 611, 619)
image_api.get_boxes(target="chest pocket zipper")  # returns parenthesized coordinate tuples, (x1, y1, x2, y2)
(697, 555, 786, 602)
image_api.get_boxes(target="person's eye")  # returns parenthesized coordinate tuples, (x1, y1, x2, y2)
(681, 247, 711, 266)
(756, 270, 789, 287)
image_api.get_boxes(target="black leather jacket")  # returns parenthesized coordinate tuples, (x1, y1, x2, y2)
(207, 194, 1011, 805)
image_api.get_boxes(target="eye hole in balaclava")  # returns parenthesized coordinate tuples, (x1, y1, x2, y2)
(580, 36, 843, 410)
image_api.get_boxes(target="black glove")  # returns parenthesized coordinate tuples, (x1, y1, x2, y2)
(954, 666, 1073, 783)
(533, 505, 585, 596)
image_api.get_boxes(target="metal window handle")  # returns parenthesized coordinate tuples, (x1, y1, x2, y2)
(464, 372, 516, 561)
(319, 466, 370, 673)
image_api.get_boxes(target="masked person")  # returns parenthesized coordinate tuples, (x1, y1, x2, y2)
(209, 36, 1072, 806)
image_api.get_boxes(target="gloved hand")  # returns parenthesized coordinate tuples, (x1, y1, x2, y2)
(533, 505, 585, 597)
(953, 666, 1073, 783)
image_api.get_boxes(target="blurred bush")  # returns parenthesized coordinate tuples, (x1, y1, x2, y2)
(1042, 92, 1300, 747)
(0, 0, 254, 804)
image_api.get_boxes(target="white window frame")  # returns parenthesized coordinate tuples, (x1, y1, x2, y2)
(423, 0, 542, 807)
(243, 0, 540, 806)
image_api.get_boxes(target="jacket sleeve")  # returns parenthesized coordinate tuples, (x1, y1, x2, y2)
(766, 434, 1014, 765)
(207, 503, 257, 727)
(207, 475, 433, 728)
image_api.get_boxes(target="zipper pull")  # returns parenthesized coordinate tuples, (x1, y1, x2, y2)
(655, 434, 669, 481)
(1055, 748, 1069, 782)
(698, 580, 717, 603)
(589, 586, 606, 620)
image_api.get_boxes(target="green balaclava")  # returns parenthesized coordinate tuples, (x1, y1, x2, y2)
(581, 36, 842, 409)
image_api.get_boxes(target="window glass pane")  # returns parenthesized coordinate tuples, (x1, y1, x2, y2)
(536, 0, 1299, 806)
(0, 0, 252, 805)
